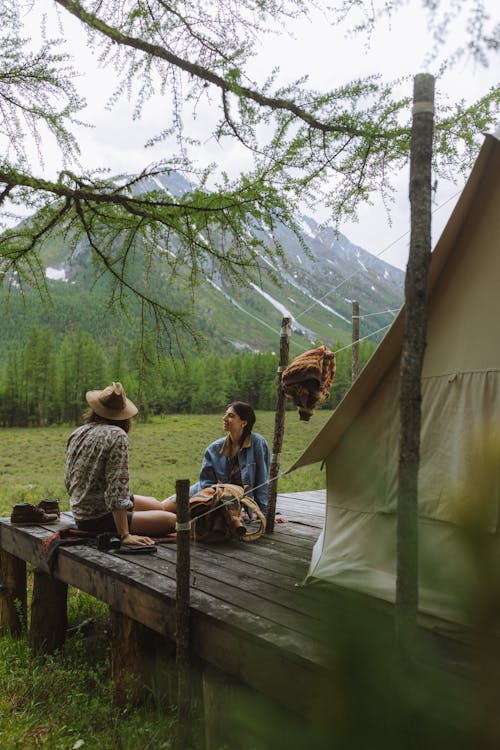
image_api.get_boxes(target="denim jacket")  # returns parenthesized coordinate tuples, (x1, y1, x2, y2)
(191, 432, 270, 513)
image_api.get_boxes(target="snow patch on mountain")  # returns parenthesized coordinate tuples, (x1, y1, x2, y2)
(297, 216, 316, 239)
(248, 282, 293, 320)
(280, 272, 351, 324)
(205, 278, 284, 337)
(46, 266, 67, 281)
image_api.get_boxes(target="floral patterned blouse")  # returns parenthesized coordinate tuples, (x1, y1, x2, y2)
(65, 423, 133, 522)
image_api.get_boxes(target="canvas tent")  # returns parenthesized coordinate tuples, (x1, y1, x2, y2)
(289, 126, 500, 626)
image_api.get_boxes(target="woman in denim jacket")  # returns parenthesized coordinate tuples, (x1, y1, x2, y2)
(192, 402, 270, 514)
(164, 402, 270, 514)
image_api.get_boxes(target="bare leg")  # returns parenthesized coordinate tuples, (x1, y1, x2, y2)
(133, 494, 170, 511)
(161, 497, 177, 513)
(130, 510, 176, 536)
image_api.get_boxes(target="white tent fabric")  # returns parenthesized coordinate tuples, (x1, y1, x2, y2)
(290, 128, 500, 625)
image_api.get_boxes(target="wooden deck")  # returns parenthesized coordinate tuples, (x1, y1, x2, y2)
(0, 490, 328, 717)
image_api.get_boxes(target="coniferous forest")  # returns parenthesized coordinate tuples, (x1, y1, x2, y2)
(0, 322, 376, 426)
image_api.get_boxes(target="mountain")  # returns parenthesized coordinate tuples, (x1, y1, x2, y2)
(0, 171, 405, 357)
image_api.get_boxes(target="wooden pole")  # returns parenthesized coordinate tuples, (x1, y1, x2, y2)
(0, 550, 26, 635)
(396, 74, 435, 650)
(175, 478, 191, 749)
(30, 569, 67, 654)
(266, 317, 291, 534)
(0, 549, 28, 635)
(351, 301, 360, 383)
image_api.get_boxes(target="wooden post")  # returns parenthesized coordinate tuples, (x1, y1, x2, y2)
(0, 549, 27, 635)
(351, 301, 360, 383)
(175, 478, 191, 749)
(110, 610, 174, 706)
(110, 609, 149, 706)
(202, 666, 246, 750)
(30, 568, 68, 653)
(266, 317, 291, 534)
(396, 74, 435, 650)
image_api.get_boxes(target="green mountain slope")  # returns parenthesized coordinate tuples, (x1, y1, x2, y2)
(0, 172, 405, 359)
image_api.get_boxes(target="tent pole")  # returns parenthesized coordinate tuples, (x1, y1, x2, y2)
(266, 316, 291, 534)
(396, 74, 435, 650)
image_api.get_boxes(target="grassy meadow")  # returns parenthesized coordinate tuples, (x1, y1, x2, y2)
(0, 410, 329, 515)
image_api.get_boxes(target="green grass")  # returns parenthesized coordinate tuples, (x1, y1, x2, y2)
(0, 589, 177, 750)
(0, 410, 329, 515)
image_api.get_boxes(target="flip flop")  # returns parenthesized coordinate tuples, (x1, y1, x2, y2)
(112, 544, 158, 555)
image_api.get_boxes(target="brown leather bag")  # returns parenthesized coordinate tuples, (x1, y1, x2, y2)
(189, 483, 266, 543)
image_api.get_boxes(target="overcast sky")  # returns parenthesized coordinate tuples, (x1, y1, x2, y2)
(21, 1, 500, 271)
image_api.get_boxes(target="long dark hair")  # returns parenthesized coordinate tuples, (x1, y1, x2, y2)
(83, 409, 132, 434)
(228, 401, 256, 446)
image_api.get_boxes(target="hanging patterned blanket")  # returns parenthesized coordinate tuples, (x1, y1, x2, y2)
(189, 483, 266, 543)
(281, 344, 336, 421)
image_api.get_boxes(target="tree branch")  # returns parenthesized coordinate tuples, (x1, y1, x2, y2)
(54, 0, 401, 140)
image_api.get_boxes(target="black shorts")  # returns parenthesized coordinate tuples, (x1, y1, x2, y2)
(75, 504, 134, 534)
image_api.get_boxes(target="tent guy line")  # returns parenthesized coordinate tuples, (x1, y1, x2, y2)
(334, 324, 393, 355)
(355, 308, 400, 319)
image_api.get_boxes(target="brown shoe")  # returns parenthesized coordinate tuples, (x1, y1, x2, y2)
(10, 503, 59, 525)
(36, 498, 60, 518)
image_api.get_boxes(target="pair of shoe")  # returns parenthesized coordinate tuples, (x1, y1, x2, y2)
(10, 499, 60, 525)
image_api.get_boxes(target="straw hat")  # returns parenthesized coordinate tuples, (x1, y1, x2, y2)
(85, 382, 138, 420)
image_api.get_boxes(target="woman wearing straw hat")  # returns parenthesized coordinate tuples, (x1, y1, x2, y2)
(65, 382, 176, 546)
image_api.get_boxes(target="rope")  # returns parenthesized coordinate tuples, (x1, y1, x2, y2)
(334, 323, 392, 354)
(354, 308, 400, 319)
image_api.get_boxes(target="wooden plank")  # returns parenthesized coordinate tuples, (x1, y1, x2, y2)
(276, 497, 325, 511)
(274, 511, 324, 528)
(130, 544, 324, 623)
(187, 538, 311, 580)
(178, 540, 311, 591)
(126, 550, 322, 639)
(254, 534, 317, 556)
(275, 505, 324, 524)
(266, 526, 322, 547)
(278, 492, 325, 503)
(275, 508, 324, 523)
(278, 490, 326, 503)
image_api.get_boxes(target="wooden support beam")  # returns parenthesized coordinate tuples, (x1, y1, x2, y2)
(267, 316, 291, 533)
(109, 608, 176, 706)
(0, 548, 27, 634)
(202, 665, 247, 750)
(176, 478, 192, 749)
(30, 568, 67, 653)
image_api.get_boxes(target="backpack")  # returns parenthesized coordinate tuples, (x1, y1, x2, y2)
(189, 483, 266, 543)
